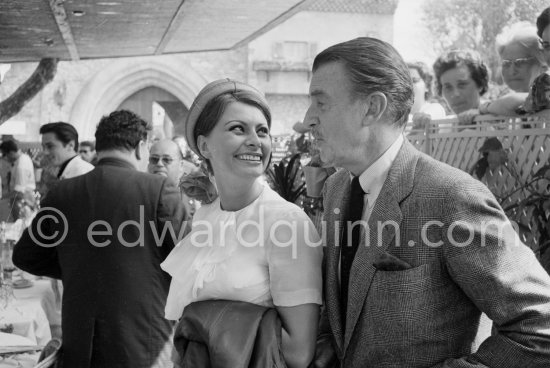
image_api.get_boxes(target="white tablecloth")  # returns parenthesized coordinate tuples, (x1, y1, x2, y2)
(13, 279, 60, 330)
(0, 332, 40, 368)
(0, 279, 57, 347)
(0, 293, 51, 346)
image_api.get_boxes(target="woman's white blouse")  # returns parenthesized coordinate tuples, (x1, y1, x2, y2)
(161, 184, 323, 320)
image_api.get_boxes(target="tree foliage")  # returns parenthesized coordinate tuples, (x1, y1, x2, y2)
(422, 0, 548, 79)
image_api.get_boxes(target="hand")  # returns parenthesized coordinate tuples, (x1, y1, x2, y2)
(411, 112, 432, 130)
(310, 333, 338, 368)
(457, 109, 479, 126)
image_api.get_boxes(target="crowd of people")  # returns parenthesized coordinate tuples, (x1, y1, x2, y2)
(4, 6, 550, 368)
(410, 8, 550, 130)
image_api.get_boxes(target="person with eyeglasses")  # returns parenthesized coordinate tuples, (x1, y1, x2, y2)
(148, 139, 188, 184)
(148, 139, 197, 215)
(475, 22, 550, 119)
(496, 22, 547, 93)
(441, 24, 549, 121)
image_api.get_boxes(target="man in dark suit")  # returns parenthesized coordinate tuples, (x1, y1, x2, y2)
(306, 38, 550, 367)
(14, 110, 189, 367)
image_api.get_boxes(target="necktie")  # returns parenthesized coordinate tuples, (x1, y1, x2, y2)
(340, 176, 365, 324)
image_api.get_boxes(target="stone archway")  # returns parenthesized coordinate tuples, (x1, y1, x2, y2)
(70, 55, 207, 139)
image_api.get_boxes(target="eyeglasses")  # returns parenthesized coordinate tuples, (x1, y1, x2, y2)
(539, 38, 550, 51)
(501, 57, 535, 69)
(149, 156, 175, 165)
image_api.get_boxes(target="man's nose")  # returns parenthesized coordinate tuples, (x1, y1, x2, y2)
(304, 106, 318, 128)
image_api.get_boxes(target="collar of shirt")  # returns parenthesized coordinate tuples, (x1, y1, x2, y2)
(57, 155, 78, 179)
(356, 134, 404, 209)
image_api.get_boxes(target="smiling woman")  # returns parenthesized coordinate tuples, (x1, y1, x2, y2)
(161, 79, 322, 368)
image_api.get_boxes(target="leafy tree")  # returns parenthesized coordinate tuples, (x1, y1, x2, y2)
(422, 0, 548, 80)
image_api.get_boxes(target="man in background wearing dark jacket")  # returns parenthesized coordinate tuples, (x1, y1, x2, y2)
(14, 110, 189, 368)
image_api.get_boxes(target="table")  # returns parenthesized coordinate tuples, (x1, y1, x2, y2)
(0, 281, 52, 346)
(0, 279, 60, 367)
(13, 279, 60, 339)
(0, 332, 41, 368)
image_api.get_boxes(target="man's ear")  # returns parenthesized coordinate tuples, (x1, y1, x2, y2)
(362, 92, 387, 126)
(66, 140, 75, 151)
(135, 140, 145, 161)
(197, 136, 211, 159)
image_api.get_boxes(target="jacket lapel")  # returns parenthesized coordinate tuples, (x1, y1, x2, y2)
(343, 140, 419, 351)
(323, 170, 350, 354)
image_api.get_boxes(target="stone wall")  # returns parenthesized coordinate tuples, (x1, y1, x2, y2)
(0, 47, 248, 141)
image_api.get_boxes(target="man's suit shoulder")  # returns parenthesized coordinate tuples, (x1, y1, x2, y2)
(413, 150, 494, 198)
(48, 165, 169, 197)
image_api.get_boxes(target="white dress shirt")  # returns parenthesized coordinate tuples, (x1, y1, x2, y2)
(357, 133, 404, 222)
(339, 134, 404, 283)
(11, 153, 36, 193)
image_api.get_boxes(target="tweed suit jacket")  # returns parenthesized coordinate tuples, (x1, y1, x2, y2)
(322, 140, 550, 367)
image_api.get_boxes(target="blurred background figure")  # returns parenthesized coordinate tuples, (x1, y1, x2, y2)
(0, 141, 36, 222)
(537, 7, 550, 65)
(40, 122, 94, 180)
(0, 140, 35, 198)
(407, 61, 446, 129)
(496, 21, 547, 93)
(148, 139, 196, 215)
(39, 123, 94, 338)
(148, 139, 186, 183)
(470, 9, 550, 118)
(79, 141, 98, 166)
(433, 49, 492, 127)
(434, 49, 490, 115)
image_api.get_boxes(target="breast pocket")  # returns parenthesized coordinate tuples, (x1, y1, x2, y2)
(368, 260, 461, 324)
(372, 261, 448, 293)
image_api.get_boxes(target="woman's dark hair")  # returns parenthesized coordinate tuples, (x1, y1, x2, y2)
(407, 61, 434, 99)
(530, 72, 550, 110)
(433, 50, 490, 96)
(95, 110, 151, 152)
(193, 90, 272, 173)
(537, 7, 550, 38)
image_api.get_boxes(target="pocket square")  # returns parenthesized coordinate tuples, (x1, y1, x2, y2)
(373, 252, 412, 271)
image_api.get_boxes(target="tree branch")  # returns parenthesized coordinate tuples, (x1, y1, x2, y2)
(0, 58, 59, 125)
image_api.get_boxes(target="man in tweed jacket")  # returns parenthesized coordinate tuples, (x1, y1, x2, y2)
(307, 37, 550, 367)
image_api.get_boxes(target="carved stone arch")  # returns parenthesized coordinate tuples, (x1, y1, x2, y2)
(70, 56, 207, 139)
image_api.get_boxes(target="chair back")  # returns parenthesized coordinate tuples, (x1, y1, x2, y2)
(34, 338, 62, 368)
